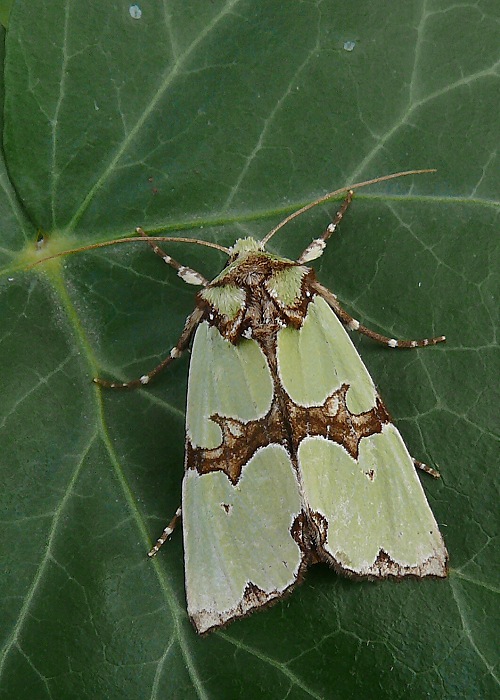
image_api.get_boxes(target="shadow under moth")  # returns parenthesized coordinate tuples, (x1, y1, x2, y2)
(39, 170, 448, 634)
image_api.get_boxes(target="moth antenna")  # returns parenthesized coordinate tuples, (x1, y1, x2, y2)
(260, 168, 436, 248)
(28, 234, 230, 268)
(29, 169, 435, 268)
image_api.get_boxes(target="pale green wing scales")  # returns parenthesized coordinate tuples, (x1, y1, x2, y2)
(298, 429, 447, 576)
(183, 444, 303, 634)
(277, 295, 377, 414)
(186, 321, 274, 449)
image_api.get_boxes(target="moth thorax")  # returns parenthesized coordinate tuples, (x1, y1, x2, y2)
(241, 267, 266, 286)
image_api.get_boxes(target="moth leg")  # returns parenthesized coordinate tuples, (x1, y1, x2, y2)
(94, 306, 204, 389)
(413, 459, 441, 479)
(312, 282, 446, 348)
(298, 190, 354, 263)
(148, 506, 182, 557)
(136, 227, 209, 287)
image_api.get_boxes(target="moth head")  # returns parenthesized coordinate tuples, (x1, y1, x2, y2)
(228, 237, 263, 262)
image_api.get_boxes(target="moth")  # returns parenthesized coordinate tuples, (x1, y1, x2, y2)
(39, 170, 448, 634)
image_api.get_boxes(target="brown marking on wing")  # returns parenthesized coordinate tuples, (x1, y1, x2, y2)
(186, 383, 391, 484)
(288, 384, 391, 460)
(186, 401, 288, 485)
(290, 510, 328, 565)
(329, 548, 448, 579)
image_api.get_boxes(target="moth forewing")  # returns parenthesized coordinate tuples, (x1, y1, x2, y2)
(279, 294, 447, 578)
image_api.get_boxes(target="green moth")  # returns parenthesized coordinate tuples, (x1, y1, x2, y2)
(40, 171, 448, 635)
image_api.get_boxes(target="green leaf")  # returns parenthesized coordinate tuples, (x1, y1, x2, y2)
(1, 1, 498, 698)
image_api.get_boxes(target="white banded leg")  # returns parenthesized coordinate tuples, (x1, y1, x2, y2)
(298, 190, 354, 263)
(148, 506, 182, 557)
(94, 306, 204, 389)
(136, 227, 209, 287)
(313, 282, 446, 348)
(413, 459, 441, 479)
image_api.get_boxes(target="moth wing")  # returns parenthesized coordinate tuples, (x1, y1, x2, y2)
(277, 295, 448, 577)
(183, 321, 304, 634)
